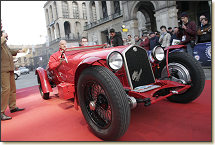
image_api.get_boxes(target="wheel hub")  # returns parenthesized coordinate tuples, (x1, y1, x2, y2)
(89, 101, 96, 111)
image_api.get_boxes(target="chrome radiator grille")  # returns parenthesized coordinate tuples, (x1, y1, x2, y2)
(123, 46, 155, 89)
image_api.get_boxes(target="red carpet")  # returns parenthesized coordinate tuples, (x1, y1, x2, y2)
(1, 80, 212, 141)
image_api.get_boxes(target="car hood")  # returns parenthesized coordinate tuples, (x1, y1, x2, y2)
(65, 45, 129, 60)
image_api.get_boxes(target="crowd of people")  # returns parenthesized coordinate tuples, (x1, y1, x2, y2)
(109, 12, 211, 56)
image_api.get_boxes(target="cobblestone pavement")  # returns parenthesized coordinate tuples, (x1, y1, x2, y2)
(15, 68, 212, 90)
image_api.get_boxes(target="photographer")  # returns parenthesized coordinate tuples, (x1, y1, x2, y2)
(197, 17, 211, 43)
(177, 12, 197, 56)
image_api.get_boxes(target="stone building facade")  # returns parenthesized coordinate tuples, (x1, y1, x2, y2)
(84, 1, 211, 45)
(43, 1, 88, 53)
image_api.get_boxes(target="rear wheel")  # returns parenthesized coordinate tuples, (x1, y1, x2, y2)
(159, 52, 205, 103)
(37, 75, 50, 100)
(77, 66, 130, 140)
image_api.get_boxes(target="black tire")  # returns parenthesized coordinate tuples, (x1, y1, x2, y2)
(159, 52, 205, 103)
(77, 66, 130, 140)
(37, 75, 50, 100)
(14, 74, 18, 80)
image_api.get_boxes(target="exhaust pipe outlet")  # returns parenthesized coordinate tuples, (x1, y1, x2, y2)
(127, 96, 137, 109)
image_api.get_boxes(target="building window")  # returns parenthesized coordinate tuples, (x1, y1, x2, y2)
(62, 1, 69, 18)
(114, 1, 120, 14)
(102, 1, 108, 18)
(92, 2, 97, 22)
(72, 2, 79, 19)
(82, 2, 87, 19)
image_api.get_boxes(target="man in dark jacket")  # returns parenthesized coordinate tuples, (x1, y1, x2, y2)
(109, 28, 123, 47)
(149, 32, 160, 50)
(177, 12, 197, 56)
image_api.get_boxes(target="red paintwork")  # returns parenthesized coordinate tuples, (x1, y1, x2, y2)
(164, 45, 186, 51)
(35, 67, 53, 93)
(36, 44, 191, 109)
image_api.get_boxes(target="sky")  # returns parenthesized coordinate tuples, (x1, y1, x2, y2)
(1, 1, 47, 45)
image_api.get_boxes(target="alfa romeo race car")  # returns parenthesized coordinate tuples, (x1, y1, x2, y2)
(36, 43, 205, 140)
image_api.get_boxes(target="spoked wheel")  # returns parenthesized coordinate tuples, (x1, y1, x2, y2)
(159, 52, 205, 103)
(78, 66, 130, 140)
(84, 81, 112, 129)
(37, 75, 50, 100)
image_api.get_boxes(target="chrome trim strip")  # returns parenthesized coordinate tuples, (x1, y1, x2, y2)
(122, 45, 156, 90)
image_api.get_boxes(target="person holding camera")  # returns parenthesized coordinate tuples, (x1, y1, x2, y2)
(1, 28, 25, 120)
(197, 17, 211, 43)
(177, 12, 197, 56)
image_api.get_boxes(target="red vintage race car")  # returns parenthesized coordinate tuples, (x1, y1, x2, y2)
(36, 44, 205, 140)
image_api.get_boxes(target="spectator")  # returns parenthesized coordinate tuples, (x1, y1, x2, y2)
(170, 27, 180, 45)
(155, 31, 160, 38)
(134, 35, 142, 46)
(1, 31, 25, 121)
(140, 34, 150, 51)
(168, 27, 173, 36)
(177, 12, 197, 56)
(149, 32, 160, 50)
(126, 34, 134, 45)
(109, 28, 123, 47)
(197, 17, 211, 43)
(79, 37, 88, 46)
(48, 40, 67, 70)
(122, 38, 127, 45)
(199, 15, 206, 27)
(159, 25, 171, 48)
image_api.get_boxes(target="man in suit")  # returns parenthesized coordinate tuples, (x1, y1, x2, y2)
(1, 30, 25, 120)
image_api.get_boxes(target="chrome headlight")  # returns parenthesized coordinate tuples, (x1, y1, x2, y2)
(152, 46, 165, 61)
(107, 51, 123, 70)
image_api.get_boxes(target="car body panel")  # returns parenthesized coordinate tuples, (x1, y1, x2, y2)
(37, 44, 191, 109)
(35, 67, 53, 93)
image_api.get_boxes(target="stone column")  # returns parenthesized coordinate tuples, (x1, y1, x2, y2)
(95, 1, 101, 20)
(68, 2, 73, 19)
(86, 2, 91, 24)
(106, 1, 112, 16)
(124, 19, 139, 38)
(58, 20, 66, 38)
(57, 1, 63, 18)
(154, 6, 178, 31)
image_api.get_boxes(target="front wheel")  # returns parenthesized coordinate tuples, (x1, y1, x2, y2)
(159, 52, 205, 103)
(77, 66, 130, 140)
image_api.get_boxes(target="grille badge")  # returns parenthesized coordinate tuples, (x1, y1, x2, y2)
(133, 47, 137, 52)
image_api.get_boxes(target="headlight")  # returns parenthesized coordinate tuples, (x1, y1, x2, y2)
(107, 51, 123, 70)
(152, 46, 165, 61)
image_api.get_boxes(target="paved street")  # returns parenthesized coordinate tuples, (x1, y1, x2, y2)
(15, 68, 212, 90)
(15, 71, 38, 89)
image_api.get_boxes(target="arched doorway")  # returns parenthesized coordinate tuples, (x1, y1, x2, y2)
(64, 21, 71, 39)
(131, 1, 157, 35)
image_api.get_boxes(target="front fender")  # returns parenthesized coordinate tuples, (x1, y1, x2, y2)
(164, 45, 186, 51)
(73, 57, 106, 110)
(35, 67, 53, 93)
